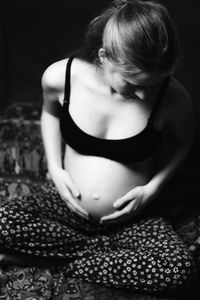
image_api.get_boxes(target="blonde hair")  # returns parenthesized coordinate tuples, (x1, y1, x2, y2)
(102, 0, 179, 76)
(73, 0, 180, 77)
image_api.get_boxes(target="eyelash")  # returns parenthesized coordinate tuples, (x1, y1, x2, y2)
(125, 82, 145, 89)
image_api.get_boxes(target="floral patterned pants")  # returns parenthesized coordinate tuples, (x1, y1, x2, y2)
(0, 182, 197, 293)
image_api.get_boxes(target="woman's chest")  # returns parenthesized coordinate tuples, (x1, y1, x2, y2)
(65, 84, 153, 140)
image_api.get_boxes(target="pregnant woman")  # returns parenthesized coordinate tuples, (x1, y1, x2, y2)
(0, 0, 197, 294)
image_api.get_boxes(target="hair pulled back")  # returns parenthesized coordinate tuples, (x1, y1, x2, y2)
(73, 0, 180, 76)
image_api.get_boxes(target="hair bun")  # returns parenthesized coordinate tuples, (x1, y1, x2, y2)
(113, 0, 128, 9)
(113, 0, 142, 9)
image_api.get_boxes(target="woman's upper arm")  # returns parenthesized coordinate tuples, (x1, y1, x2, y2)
(164, 79, 194, 144)
(41, 60, 67, 117)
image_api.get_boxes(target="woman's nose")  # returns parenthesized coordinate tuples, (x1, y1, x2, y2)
(134, 88, 146, 100)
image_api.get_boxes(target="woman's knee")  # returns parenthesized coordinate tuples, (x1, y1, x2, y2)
(158, 248, 198, 292)
(174, 251, 197, 288)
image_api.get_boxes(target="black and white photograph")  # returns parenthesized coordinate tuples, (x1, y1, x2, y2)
(0, 1, 200, 299)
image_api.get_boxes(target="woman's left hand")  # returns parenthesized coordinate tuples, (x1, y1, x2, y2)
(100, 184, 156, 224)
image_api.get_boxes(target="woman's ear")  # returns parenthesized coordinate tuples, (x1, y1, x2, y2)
(98, 48, 107, 64)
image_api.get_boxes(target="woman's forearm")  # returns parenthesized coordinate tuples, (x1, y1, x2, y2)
(146, 137, 193, 196)
(41, 107, 63, 171)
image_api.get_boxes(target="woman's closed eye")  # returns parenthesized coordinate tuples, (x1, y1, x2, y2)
(123, 83, 145, 96)
(125, 81, 145, 90)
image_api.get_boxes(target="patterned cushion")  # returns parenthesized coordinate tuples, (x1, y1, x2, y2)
(0, 103, 47, 180)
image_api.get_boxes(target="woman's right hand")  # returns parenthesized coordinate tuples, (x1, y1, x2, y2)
(48, 165, 89, 219)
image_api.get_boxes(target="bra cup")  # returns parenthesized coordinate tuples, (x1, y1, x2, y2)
(60, 106, 163, 164)
(60, 57, 170, 163)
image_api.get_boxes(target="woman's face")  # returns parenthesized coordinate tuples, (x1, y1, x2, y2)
(101, 59, 163, 101)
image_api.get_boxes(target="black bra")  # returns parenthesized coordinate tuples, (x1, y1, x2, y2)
(60, 57, 170, 163)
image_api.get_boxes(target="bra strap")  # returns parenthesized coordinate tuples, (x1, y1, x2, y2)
(63, 57, 74, 104)
(148, 76, 171, 124)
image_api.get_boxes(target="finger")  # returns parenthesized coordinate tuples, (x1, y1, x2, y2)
(101, 201, 137, 224)
(64, 199, 89, 219)
(113, 191, 137, 209)
(63, 199, 77, 213)
(100, 211, 123, 223)
(60, 191, 76, 211)
(60, 189, 88, 218)
(101, 203, 131, 223)
(64, 175, 80, 199)
(69, 198, 89, 218)
(63, 193, 89, 218)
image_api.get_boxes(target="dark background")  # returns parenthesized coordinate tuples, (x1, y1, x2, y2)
(0, 0, 199, 126)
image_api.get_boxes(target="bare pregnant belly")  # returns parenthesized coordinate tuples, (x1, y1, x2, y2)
(64, 148, 152, 221)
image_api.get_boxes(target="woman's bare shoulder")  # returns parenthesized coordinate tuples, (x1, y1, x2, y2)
(41, 59, 69, 93)
(168, 77, 192, 108)
(163, 76, 193, 140)
(41, 58, 92, 92)
(161, 76, 192, 120)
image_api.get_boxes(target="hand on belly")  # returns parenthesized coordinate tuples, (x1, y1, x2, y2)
(74, 177, 142, 222)
(65, 152, 151, 222)
(79, 191, 117, 221)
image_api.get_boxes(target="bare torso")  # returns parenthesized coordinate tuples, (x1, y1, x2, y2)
(58, 58, 169, 221)
(64, 147, 154, 220)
